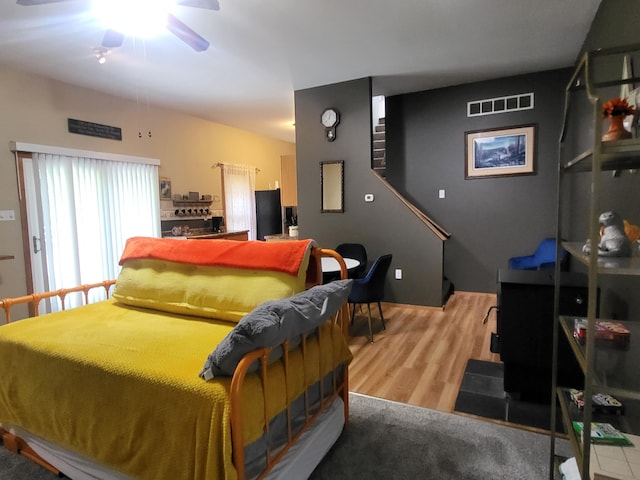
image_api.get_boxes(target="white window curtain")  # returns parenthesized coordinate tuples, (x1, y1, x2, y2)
(33, 153, 160, 308)
(221, 164, 256, 240)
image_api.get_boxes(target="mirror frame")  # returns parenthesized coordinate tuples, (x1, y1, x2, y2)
(320, 160, 344, 213)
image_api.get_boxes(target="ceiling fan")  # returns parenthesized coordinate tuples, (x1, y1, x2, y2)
(16, 0, 218, 52)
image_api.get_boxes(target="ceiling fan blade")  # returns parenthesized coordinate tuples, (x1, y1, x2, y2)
(166, 14, 209, 52)
(102, 29, 124, 48)
(177, 0, 220, 11)
(17, 0, 71, 5)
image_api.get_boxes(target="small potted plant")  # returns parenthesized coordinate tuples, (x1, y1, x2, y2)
(602, 97, 636, 141)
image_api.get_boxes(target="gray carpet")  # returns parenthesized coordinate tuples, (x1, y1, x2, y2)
(310, 393, 571, 479)
(0, 441, 60, 480)
(0, 392, 571, 479)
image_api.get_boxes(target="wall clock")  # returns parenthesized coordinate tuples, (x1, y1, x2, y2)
(321, 107, 340, 142)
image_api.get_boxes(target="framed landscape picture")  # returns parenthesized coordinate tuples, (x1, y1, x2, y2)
(465, 124, 536, 179)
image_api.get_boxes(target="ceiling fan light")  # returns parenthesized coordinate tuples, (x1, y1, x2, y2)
(92, 0, 175, 38)
(94, 47, 109, 64)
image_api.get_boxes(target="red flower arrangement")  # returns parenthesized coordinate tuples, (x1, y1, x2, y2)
(602, 97, 636, 118)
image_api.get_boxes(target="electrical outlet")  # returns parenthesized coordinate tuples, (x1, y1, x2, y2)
(395, 268, 402, 280)
(0, 210, 15, 221)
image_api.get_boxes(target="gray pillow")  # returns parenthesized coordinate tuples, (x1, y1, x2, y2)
(199, 279, 352, 380)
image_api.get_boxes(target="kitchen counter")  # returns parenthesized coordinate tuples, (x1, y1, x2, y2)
(264, 234, 297, 242)
(186, 230, 248, 241)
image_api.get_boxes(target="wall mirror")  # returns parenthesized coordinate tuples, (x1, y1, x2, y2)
(320, 160, 344, 213)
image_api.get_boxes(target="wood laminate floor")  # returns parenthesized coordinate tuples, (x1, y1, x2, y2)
(347, 291, 500, 413)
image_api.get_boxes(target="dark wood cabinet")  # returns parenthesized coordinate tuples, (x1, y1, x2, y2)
(496, 269, 591, 401)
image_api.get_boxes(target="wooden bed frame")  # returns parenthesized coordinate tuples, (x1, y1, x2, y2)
(0, 246, 351, 480)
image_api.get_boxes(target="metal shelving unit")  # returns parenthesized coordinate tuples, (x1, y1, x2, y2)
(550, 43, 640, 479)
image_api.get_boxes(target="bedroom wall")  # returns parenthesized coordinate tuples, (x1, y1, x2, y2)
(0, 66, 294, 305)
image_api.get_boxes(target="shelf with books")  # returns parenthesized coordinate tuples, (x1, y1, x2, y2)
(557, 387, 640, 469)
(560, 316, 640, 396)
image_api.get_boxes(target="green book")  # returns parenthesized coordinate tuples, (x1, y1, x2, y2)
(572, 421, 634, 446)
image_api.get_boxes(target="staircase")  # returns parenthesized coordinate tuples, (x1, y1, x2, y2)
(370, 113, 452, 308)
(372, 117, 386, 177)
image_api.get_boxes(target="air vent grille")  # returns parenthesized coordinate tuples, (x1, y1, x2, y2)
(467, 93, 534, 117)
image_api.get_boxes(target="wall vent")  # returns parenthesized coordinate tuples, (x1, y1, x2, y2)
(467, 92, 534, 117)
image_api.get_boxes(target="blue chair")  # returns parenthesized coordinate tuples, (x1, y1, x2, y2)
(348, 254, 392, 343)
(508, 238, 567, 270)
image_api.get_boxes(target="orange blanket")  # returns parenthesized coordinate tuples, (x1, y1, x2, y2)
(119, 237, 315, 277)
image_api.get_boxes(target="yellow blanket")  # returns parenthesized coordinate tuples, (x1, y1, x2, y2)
(0, 300, 351, 480)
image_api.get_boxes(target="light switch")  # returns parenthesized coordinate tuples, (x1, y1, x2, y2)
(438, 189, 446, 199)
(0, 210, 15, 221)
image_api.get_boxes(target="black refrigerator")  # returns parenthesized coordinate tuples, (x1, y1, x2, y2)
(255, 189, 282, 240)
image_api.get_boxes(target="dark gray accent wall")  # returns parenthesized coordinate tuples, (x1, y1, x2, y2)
(581, 0, 640, 54)
(385, 68, 573, 293)
(293, 0, 640, 302)
(295, 78, 446, 306)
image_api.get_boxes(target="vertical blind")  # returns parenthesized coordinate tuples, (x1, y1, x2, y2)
(34, 153, 160, 307)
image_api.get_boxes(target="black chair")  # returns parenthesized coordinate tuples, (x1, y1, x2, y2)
(348, 254, 392, 343)
(335, 243, 368, 279)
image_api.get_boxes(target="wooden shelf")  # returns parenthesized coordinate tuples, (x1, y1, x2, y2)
(172, 200, 212, 206)
(0, 256, 14, 261)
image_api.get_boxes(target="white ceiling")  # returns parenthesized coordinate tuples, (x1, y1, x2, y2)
(0, 0, 602, 143)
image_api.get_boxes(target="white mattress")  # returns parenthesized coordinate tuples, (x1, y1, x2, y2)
(2, 396, 345, 480)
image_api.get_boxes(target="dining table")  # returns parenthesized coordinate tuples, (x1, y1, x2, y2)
(321, 257, 361, 282)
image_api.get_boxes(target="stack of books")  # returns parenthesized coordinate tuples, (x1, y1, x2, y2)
(572, 422, 634, 446)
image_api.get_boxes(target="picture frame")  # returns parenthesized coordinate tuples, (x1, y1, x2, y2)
(159, 177, 172, 200)
(465, 124, 536, 179)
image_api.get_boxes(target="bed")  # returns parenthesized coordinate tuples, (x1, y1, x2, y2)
(0, 237, 353, 480)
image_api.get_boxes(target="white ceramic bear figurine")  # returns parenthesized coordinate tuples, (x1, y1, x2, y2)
(582, 211, 633, 257)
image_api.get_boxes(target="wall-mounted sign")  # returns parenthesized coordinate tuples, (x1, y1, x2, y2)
(68, 118, 122, 141)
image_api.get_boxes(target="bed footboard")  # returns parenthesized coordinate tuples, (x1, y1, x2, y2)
(1, 280, 116, 324)
(0, 280, 117, 474)
(229, 248, 351, 480)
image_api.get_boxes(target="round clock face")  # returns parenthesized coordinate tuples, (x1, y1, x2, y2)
(321, 108, 338, 128)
